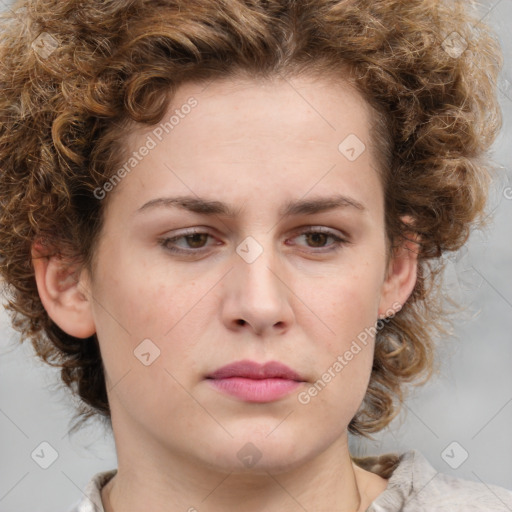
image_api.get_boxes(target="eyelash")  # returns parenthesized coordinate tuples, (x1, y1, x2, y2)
(158, 227, 349, 255)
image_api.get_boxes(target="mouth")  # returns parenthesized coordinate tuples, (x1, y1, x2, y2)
(205, 360, 306, 403)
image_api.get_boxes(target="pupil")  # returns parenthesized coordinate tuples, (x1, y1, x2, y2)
(187, 234, 207, 248)
(308, 233, 326, 247)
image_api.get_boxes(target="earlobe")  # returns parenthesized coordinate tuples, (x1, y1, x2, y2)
(378, 225, 420, 319)
(31, 240, 96, 339)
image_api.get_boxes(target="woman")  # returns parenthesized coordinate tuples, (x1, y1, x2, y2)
(0, 0, 510, 510)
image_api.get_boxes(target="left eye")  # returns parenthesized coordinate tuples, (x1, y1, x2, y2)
(159, 228, 347, 254)
(287, 228, 347, 252)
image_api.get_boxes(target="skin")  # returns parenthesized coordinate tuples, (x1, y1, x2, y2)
(32, 73, 418, 511)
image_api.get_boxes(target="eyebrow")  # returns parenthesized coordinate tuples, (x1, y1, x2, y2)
(136, 194, 366, 218)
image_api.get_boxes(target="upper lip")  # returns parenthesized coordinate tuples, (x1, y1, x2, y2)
(207, 360, 305, 381)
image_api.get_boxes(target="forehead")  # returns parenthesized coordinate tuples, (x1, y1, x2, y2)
(123, 73, 375, 153)
(144, 73, 372, 144)
(106, 74, 383, 220)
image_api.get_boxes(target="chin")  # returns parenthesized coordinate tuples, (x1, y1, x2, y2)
(197, 432, 322, 475)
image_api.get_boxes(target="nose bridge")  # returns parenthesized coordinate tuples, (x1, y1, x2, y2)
(235, 234, 282, 301)
(223, 234, 293, 334)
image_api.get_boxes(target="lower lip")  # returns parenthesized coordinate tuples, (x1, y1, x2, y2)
(207, 377, 302, 402)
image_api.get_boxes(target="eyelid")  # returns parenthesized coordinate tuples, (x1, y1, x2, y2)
(291, 225, 349, 241)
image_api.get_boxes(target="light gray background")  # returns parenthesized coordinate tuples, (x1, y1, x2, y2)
(1, 1, 511, 511)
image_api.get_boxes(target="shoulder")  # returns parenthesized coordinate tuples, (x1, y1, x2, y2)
(66, 469, 117, 512)
(356, 449, 512, 511)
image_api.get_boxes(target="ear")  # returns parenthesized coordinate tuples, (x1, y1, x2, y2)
(31, 238, 96, 339)
(378, 217, 420, 319)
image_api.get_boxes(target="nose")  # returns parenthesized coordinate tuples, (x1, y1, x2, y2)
(220, 239, 295, 336)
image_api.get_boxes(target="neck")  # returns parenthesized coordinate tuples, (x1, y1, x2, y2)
(101, 424, 385, 512)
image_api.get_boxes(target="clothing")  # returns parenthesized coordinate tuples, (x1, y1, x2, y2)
(68, 449, 512, 511)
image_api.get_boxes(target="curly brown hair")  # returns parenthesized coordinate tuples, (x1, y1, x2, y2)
(0, 0, 502, 437)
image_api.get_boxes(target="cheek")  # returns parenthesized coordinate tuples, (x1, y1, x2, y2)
(296, 265, 383, 351)
(94, 252, 194, 337)
(90, 264, 200, 422)
(91, 257, 212, 382)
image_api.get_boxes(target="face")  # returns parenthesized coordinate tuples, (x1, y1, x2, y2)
(77, 74, 409, 473)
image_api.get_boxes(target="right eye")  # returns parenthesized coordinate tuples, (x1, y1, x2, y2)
(158, 229, 221, 255)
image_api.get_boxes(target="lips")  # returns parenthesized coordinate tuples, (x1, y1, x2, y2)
(206, 360, 304, 381)
(206, 360, 305, 403)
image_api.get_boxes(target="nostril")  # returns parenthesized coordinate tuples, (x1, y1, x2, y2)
(236, 319, 246, 326)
